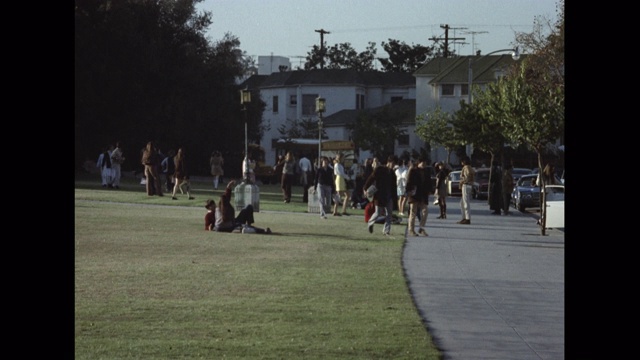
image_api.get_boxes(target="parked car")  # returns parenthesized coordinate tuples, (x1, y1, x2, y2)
(446, 169, 479, 198)
(446, 170, 462, 196)
(511, 174, 563, 212)
(512, 167, 532, 182)
(511, 174, 540, 212)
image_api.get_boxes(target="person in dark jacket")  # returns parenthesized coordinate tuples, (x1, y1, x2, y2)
(405, 156, 433, 236)
(489, 161, 503, 215)
(312, 156, 335, 219)
(363, 155, 397, 236)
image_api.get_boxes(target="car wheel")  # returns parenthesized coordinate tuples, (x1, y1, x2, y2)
(517, 202, 525, 212)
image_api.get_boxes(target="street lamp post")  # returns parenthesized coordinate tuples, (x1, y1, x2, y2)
(315, 96, 326, 167)
(468, 47, 520, 104)
(240, 88, 251, 182)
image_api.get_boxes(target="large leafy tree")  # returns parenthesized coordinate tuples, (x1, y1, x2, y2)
(479, 0, 564, 234)
(414, 107, 461, 165)
(304, 42, 376, 71)
(348, 106, 407, 158)
(378, 39, 433, 73)
(75, 0, 257, 176)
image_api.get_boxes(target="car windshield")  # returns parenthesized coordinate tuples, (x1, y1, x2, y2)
(449, 172, 460, 181)
(518, 176, 537, 187)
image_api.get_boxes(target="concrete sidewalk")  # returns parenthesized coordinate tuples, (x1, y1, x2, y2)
(403, 199, 564, 359)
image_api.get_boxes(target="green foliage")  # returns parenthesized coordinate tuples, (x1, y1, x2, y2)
(348, 106, 407, 157)
(379, 39, 434, 73)
(414, 107, 460, 164)
(305, 42, 377, 71)
(75, 0, 258, 176)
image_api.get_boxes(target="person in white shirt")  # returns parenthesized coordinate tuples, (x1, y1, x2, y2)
(110, 141, 125, 189)
(298, 154, 313, 203)
(395, 158, 409, 216)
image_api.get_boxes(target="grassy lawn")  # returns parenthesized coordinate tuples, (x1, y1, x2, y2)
(75, 172, 441, 359)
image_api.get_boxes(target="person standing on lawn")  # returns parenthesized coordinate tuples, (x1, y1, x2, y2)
(171, 147, 194, 200)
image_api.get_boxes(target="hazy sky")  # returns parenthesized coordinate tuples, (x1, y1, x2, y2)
(196, 0, 559, 67)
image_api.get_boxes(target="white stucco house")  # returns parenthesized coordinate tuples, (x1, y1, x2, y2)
(242, 54, 525, 167)
(243, 69, 420, 166)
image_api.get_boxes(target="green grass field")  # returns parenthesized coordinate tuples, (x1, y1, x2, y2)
(75, 172, 441, 359)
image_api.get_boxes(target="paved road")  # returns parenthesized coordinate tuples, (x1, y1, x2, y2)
(403, 198, 564, 359)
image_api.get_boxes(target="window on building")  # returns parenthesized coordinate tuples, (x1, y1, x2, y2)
(302, 94, 318, 115)
(397, 134, 409, 146)
(441, 84, 454, 96)
(461, 84, 469, 96)
(272, 96, 279, 113)
(289, 95, 297, 106)
(355, 94, 365, 109)
(391, 96, 403, 103)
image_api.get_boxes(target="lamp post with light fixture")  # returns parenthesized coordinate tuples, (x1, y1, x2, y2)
(240, 88, 251, 183)
(315, 96, 326, 167)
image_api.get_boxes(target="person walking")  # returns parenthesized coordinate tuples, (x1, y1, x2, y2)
(141, 141, 163, 196)
(97, 144, 114, 188)
(312, 156, 335, 219)
(161, 149, 176, 193)
(395, 157, 409, 216)
(458, 156, 475, 224)
(209, 150, 224, 190)
(171, 147, 194, 200)
(298, 153, 313, 203)
(332, 153, 351, 216)
(363, 155, 396, 236)
(280, 152, 295, 203)
(434, 162, 448, 219)
(110, 141, 125, 189)
(502, 163, 514, 215)
(405, 156, 432, 236)
(489, 161, 503, 215)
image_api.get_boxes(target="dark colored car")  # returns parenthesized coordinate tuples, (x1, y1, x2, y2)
(511, 173, 563, 212)
(511, 174, 540, 212)
(512, 167, 532, 182)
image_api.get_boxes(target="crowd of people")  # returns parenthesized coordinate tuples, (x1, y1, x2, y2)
(90, 142, 557, 235)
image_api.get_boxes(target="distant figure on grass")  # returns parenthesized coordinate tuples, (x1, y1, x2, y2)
(171, 147, 194, 200)
(161, 149, 176, 193)
(280, 152, 296, 203)
(213, 180, 272, 234)
(97, 144, 114, 188)
(363, 155, 396, 236)
(110, 141, 125, 189)
(312, 156, 335, 219)
(141, 141, 163, 196)
(209, 150, 224, 190)
(332, 153, 351, 216)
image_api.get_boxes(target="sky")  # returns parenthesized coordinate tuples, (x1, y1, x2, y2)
(196, 0, 559, 68)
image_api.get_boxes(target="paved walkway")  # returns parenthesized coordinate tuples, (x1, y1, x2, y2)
(403, 199, 564, 360)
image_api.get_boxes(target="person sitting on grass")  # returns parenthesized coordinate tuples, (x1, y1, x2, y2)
(205, 199, 216, 231)
(212, 180, 272, 234)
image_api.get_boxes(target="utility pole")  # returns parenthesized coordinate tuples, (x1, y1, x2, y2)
(429, 24, 465, 58)
(315, 29, 330, 69)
